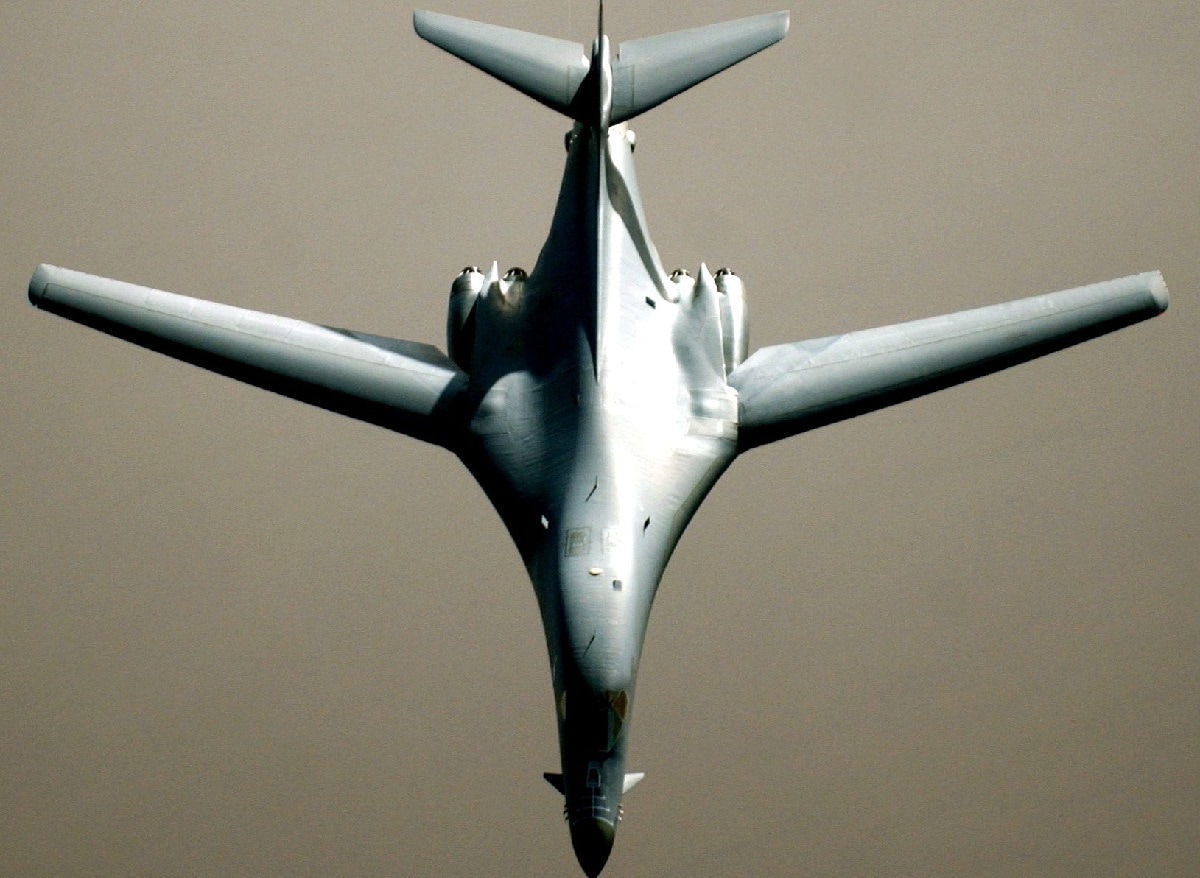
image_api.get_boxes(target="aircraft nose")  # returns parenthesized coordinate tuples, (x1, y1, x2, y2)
(569, 817, 616, 877)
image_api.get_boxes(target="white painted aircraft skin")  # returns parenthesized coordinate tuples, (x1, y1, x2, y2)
(27, 6, 1167, 876)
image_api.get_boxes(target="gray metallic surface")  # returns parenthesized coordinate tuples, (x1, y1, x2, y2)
(413, 11, 589, 117)
(447, 82, 739, 878)
(417, 9, 790, 126)
(610, 11, 791, 123)
(25, 7, 1169, 877)
(729, 271, 1168, 450)
(27, 264, 467, 446)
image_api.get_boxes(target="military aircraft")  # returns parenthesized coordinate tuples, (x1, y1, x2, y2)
(27, 6, 1168, 876)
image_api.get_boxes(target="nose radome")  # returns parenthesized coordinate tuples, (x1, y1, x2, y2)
(569, 817, 616, 877)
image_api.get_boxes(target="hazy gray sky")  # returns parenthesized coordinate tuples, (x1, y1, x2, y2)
(4, 2, 1197, 875)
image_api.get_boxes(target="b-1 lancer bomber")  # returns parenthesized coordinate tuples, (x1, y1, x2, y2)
(27, 6, 1168, 876)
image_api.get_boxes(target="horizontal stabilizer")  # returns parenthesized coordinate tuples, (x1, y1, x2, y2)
(730, 271, 1168, 450)
(413, 11, 588, 117)
(414, 9, 789, 124)
(611, 12, 790, 123)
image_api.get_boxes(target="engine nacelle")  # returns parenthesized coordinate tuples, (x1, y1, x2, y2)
(499, 266, 527, 307)
(715, 268, 748, 374)
(666, 268, 693, 304)
(447, 266, 483, 370)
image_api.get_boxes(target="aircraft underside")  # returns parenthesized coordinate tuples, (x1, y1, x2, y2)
(26, 6, 1167, 877)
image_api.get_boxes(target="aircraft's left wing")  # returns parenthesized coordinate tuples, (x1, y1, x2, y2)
(28, 265, 468, 447)
(729, 272, 1168, 451)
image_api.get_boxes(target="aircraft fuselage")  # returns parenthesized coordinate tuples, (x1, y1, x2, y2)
(446, 68, 741, 870)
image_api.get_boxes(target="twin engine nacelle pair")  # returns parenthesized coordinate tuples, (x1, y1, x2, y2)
(668, 266, 749, 378)
(445, 265, 526, 370)
(445, 264, 749, 377)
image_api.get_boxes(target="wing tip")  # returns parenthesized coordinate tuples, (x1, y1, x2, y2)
(412, 9, 437, 38)
(29, 264, 54, 308)
(1148, 270, 1169, 313)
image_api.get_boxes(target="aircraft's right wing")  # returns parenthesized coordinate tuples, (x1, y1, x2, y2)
(28, 265, 468, 447)
(729, 272, 1168, 451)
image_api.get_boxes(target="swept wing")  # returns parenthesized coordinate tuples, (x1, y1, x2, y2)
(28, 265, 467, 446)
(729, 272, 1168, 451)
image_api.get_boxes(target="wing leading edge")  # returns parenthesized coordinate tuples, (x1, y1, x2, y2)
(28, 265, 468, 446)
(729, 272, 1168, 451)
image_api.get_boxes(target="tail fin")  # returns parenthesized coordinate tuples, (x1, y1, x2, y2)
(414, 9, 789, 124)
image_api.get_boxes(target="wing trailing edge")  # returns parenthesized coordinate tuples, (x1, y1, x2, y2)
(28, 265, 468, 446)
(729, 272, 1168, 451)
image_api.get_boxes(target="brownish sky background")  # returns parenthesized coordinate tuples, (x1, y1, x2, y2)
(3, 2, 1197, 875)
